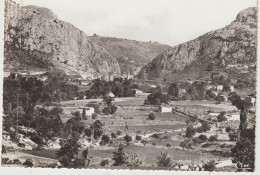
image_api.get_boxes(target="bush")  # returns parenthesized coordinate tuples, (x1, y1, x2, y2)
(100, 135, 110, 145)
(202, 160, 218, 171)
(186, 126, 196, 138)
(166, 143, 171, 148)
(102, 105, 117, 115)
(23, 159, 33, 167)
(150, 133, 160, 138)
(111, 132, 117, 139)
(92, 113, 97, 119)
(208, 135, 218, 142)
(135, 135, 142, 141)
(156, 152, 173, 167)
(124, 135, 132, 143)
(100, 159, 109, 166)
(179, 139, 193, 149)
(85, 128, 92, 137)
(126, 153, 144, 167)
(148, 113, 155, 120)
(116, 130, 122, 135)
(152, 142, 156, 146)
(217, 112, 227, 122)
(141, 140, 147, 146)
(229, 131, 238, 141)
(225, 127, 231, 132)
(198, 134, 208, 142)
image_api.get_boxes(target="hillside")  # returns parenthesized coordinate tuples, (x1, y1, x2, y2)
(137, 7, 257, 80)
(4, 0, 120, 76)
(89, 35, 171, 74)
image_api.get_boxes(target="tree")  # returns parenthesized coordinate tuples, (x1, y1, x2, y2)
(135, 135, 142, 141)
(89, 120, 104, 139)
(217, 112, 227, 122)
(186, 126, 196, 138)
(208, 135, 218, 142)
(179, 139, 193, 150)
(141, 140, 147, 146)
(112, 144, 127, 166)
(148, 113, 155, 120)
(231, 138, 255, 169)
(168, 83, 179, 97)
(100, 135, 110, 145)
(57, 138, 81, 167)
(124, 135, 132, 144)
(198, 134, 208, 142)
(157, 152, 173, 167)
(146, 92, 170, 105)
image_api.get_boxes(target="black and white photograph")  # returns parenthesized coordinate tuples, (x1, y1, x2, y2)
(0, 0, 258, 173)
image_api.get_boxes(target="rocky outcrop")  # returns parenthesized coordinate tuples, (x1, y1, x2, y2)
(137, 7, 257, 79)
(4, 0, 120, 75)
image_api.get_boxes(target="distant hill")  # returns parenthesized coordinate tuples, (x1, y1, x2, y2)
(4, 0, 120, 76)
(89, 35, 171, 74)
(137, 7, 257, 81)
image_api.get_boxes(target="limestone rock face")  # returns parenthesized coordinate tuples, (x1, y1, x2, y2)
(4, 0, 120, 75)
(137, 7, 257, 79)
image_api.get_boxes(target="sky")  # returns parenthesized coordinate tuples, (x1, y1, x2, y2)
(12, 0, 257, 46)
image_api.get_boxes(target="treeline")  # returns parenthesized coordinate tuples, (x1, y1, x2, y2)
(84, 78, 136, 99)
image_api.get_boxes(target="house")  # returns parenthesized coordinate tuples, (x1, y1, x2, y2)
(227, 114, 240, 121)
(132, 89, 143, 96)
(229, 85, 234, 92)
(85, 107, 95, 116)
(106, 91, 115, 98)
(159, 106, 172, 113)
(216, 85, 223, 91)
(206, 85, 216, 90)
(245, 96, 256, 106)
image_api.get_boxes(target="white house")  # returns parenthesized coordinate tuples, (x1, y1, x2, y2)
(217, 85, 223, 91)
(106, 91, 115, 98)
(159, 106, 172, 113)
(85, 107, 95, 116)
(227, 114, 240, 121)
(132, 89, 143, 96)
(229, 85, 234, 92)
(206, 85, 216, 90)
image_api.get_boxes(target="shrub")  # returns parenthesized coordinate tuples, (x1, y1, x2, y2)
(208, 135, 218, 142)
(217, 112, 227, 122)
(225, 127, 231, 132)
(141, 140, 147, 146)
(23, 159, 33, 167)
(100, 135, 110, 145)
(186, 126, 196, 138)
(126, 153, 144, 167)
(116, 130, 122, 135)
(229, 131, 238, 141)
(148, 113, 155, 120)
(92, 113, 97, 119)
(150, 133, 160, 138)
(191, 137, 201, 145)
(111, 132, 117, 139)
(135, 135, 142, 141)
(198, 134, 208, 142)
(156, 152, 173, 167)
(100, 159, 109, 166)
(152, 142, 156, 146)
(84, 128, 92, 137)
(179, 139, 193, 149)
(124, 135, 132, 143)
(166, 143, 171, 148)
(202, 160, 218, 171)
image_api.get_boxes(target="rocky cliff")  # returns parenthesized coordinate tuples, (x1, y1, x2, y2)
(4, 0, 120, 75)
(137, 7, 257, 79)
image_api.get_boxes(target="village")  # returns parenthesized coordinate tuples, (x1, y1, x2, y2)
(1, 67, 256, 171)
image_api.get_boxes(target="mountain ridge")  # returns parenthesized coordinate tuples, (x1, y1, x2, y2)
(137, 7, 257, 80)
(4, 0, 120, 76)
